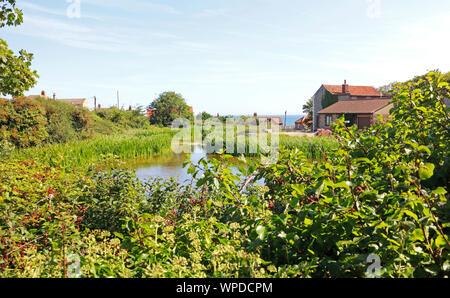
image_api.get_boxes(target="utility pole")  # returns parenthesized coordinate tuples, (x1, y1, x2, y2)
(117, 91, 120, 109)
(94, 96, 97, 110)
(284, 111, 287, 130)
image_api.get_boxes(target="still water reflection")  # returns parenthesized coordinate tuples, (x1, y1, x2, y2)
(128, 146, 264, 187)
(130, 146, 207, 183)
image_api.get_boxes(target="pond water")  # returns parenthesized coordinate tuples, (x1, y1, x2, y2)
(127, 146, 264, 186)
(129, 145, 207, 183)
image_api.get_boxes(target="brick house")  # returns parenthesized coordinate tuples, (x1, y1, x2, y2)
(253, 113, 283, 126)
(312, 80, 392, 131)
(318, 99, 393, 130)
(27, 91, 89, 109)
(295, 115, 312, 130)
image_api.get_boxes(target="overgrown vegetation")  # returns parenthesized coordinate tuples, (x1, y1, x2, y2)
(0, 96, 155, 153)
(10, 128, 177, 168)
(279, 135, 338, 160)
(1, 72, 448, 278)
(95, 106, 150, 130)
(321, 90, 339, 110)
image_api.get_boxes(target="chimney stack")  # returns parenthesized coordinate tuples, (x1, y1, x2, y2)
(53, 93, 56, 100)
(342, 80, 349, 94)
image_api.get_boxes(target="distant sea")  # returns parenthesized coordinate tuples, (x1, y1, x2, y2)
(233, 115, 305, 126)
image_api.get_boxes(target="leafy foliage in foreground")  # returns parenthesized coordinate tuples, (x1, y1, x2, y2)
(0, 72, 449, 278)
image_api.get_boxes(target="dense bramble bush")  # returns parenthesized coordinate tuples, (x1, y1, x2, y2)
(0, 97, 48, 147)
(0, 97, 152, 150)
(0, 97, 94, 147)
(36, 97, 93, 143)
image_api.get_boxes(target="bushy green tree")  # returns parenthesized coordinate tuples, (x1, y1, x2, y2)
(148, 92, 193, 126)
(0, 0, 38, 97)
(302, 98, 313, 118)
(197, 111, 213, 121)
(96, 107, 149, 129)
(0, 0, 22, 27)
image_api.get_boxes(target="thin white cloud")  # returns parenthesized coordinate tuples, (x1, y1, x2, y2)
(18, 1, 103, 20)
(194, 8, 228, 18)
(82, 0, 181, 15)
(8, 13, 212, 56)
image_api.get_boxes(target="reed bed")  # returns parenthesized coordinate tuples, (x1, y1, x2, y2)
(279, 135, 339, 160)
(11, 129, 177, 168)
(197, 133, 338, 160)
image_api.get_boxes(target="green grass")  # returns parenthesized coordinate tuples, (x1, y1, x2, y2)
(9, 126, 338, 169)
(279, 135, 339, 160)
(11, 128, 178, 168)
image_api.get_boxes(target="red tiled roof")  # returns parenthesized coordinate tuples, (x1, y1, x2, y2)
(323, 85, 381, 96)
(318, 99, 392, 114)
(295, 115, 311, 124)
(256, 117, 283, 125)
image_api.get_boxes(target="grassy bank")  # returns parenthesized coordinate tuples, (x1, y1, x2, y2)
(11, 127, 177, 168)
(279, 135, 339, 160)
(7, 124, 337, 169)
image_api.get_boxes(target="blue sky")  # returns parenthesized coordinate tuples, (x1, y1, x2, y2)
(3, 0, 450, 115)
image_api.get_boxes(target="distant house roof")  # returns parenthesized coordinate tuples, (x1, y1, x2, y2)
(318, 99, 392, 114)
(256, 117, 283, 126)
(323, 84, 382, 96)
(295, 115, 311, 124)
(56, 98, 87, 105)
(26, 95, 48, 100)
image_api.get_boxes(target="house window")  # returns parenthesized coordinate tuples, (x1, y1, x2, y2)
(326, 115, 332, 126)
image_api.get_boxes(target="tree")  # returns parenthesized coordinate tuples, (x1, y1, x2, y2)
(378, 69, 450, 95)
(0, 0, 38, 97)
(0, 40, 38, 97)
(302, 98, 313, 118)
(0, 0, 22, 27)
(148, 91, 193, 126)
(196, 111, 213, 121)
(377, 82, 397, 95)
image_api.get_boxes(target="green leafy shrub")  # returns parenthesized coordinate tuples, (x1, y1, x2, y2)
(0, 159, 86, 277)
(0, 97, 48, 147)
(96, 107, 150, 129)
(79, 169, 146, 233)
